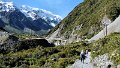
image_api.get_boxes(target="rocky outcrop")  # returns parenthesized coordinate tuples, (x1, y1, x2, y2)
(16, 38, 55, 51)
(0, 34, 19, 53)
(47, 25, 82, 45)
(0, 31, 9, 45)
(92, 54, 115, 68)
(0, 32, 54, 53)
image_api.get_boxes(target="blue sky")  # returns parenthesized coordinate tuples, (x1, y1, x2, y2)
(13, 0, 83, 18)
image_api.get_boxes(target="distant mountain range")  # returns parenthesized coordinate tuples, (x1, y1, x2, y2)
(0, 1, 62, 35)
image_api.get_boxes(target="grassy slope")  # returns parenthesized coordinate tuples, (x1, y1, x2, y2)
(91, 32, 120, 65)
(49, 0, 120, 39)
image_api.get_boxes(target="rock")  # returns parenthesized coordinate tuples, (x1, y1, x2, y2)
(0, 34, 19, 53)
(117, 65, 120, 68)
(92, 54, 114, 68)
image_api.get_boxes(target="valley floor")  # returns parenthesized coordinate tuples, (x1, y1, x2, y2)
(0, 32, 120, 68)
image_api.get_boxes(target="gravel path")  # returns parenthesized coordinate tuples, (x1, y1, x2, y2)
(70, 52, 93, 68)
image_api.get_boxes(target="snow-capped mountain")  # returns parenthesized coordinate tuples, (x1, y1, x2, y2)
(20, 5, 62, 27)
(0, 1, 15, 12)
(0, 1, 62, 35)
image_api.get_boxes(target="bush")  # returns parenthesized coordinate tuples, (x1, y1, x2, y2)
(19, 64, 29, 68)
(55, 58, 74, 68)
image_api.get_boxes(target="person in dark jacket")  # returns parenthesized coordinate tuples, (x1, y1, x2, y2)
(80, 50, 86, 63)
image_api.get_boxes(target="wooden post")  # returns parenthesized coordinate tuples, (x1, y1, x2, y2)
(106, 24, 107, 36)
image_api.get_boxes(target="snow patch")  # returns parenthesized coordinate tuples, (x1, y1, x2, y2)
(50, 23, 56, 27)
(0, 1, 15, 12)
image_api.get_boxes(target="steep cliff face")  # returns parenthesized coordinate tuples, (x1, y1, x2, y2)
(48, 0, 120, 45)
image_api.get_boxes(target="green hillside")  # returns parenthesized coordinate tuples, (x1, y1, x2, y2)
(91, 32, 120, 65)
(49, 0, 120, 39)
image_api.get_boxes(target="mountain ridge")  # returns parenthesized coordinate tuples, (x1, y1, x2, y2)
(0, 1, 62, 35)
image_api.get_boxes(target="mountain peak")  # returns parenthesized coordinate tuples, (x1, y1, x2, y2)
(0, 1, 15, 12)
(20, 5, 62, 27)
(21, 5, 39, 11)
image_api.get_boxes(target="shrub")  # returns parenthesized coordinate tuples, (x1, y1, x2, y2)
(55, 58, 74, 68)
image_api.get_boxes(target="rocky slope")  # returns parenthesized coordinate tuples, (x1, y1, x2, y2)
(92, 54, 115, 68)
(0, 1, 62, 35)
(48, 0, 120, 45)
(90, 33, 120, 67)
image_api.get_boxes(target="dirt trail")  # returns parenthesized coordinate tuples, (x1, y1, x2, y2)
(70, 52, 93, 68)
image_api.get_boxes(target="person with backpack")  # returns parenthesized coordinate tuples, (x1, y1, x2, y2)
(80, 50, 86, 63)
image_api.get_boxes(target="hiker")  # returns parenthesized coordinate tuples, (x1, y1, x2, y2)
(107, 64, 111, 68)
(80, 50, 86, 63)
(86, 49, 88, 54)
(85, 49, 88, 57)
